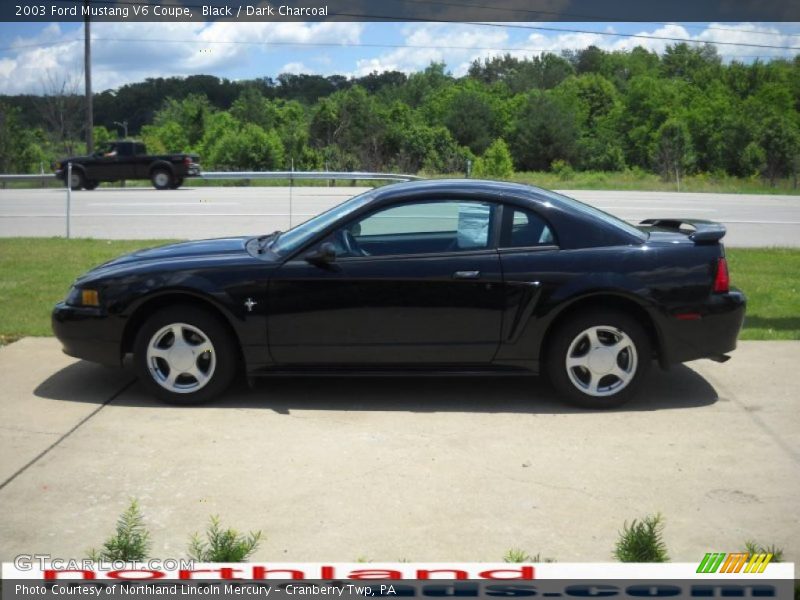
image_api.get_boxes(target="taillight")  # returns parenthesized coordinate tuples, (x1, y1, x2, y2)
(713, 257, 729, 293)
(184, 156, 192, 165)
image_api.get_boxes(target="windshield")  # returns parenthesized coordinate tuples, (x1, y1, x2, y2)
(534, 187, 647, 242)
(270, 189, 376, 255)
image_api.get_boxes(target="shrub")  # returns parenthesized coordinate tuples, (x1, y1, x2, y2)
(503, 549, 556, 563)
(613, 514, 669, 562)
(188, 516, 262, 562)
(551, 159, 575, 181)
(744, 541, 784, 562)
(88, 499, 150, 562)
(474, 138, 514, 179)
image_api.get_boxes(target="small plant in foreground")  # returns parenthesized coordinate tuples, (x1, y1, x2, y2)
(503, 549, 556, 563)
(744, 541, 784, 562)
(88, 499, 150, 561)
(188, 516, 262, 562)
(613, 514, 669, 562)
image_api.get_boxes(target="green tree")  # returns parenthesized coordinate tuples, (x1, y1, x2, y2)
(473, 138, 514, 178)
(740, 142, 766, 177)
(0, 102, 47, 173)
(440, 86, 500, 154)
(652, 118, 694, 188)
(230, 86, 278, 130)
(509, 91, 580, 171)
(759, 116, 800, 185)
(206, 123, 285, 170)
(154, 93, 214, 148)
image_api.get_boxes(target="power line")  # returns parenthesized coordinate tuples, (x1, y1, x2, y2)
(2, 35, 799, 59)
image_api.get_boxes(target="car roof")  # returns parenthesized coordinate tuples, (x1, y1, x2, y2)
(372, 178, 546, 202)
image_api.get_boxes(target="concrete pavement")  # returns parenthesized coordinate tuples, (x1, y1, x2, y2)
(1, 187, 798, 247)
(0, 338, 797, 563)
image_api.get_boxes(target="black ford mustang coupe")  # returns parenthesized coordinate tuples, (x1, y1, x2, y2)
(52, 180, 745, 408)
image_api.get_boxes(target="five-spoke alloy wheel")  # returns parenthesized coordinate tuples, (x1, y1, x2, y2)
(146, 322, 217, 394)
(547, 309, 650, 408)
(134, 306, 237, 404)
(565, 325, 638, 397)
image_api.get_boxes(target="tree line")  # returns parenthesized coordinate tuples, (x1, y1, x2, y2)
(1, 43, 799, 184)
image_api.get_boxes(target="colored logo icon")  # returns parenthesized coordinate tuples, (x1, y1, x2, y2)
(697, 552, 773, 574)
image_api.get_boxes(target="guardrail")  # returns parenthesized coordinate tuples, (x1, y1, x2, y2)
(202, 171, 421, 182)
(0, 173, 57, 182)
(0, 171, 421, 184)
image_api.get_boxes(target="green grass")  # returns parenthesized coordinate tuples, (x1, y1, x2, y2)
(728, 248, 800, 340)
(0, 238, 175, 341)
(0, 239, 797, 343)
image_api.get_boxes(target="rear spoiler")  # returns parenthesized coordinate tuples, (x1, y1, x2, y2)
(639, 218, 726, 244)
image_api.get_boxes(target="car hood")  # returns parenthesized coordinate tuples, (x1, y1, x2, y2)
(77, 237, 253, 282)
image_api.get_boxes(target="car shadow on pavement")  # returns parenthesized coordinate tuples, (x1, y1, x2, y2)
(34, 360, 719, 414)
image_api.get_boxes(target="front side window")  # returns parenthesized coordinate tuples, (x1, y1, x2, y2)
(333, 200, 496, 258)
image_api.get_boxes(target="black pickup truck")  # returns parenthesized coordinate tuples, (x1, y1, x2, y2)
(54, 141, 201, 190)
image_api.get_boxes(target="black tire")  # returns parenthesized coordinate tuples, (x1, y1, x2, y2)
(84, 180, 99, 190)
(546, 309, 651, 409)
(68, 168, 85, 191)
(133, 305, 238, 405)
(151, 168, 173, 190)
(168, 177, 184, 190)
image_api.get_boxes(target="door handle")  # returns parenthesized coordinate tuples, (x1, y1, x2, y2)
(453, 270, 481, 279)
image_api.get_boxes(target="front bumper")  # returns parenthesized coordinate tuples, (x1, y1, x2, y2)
(661, 288, 747, 365)
(52, 302, 122, 366)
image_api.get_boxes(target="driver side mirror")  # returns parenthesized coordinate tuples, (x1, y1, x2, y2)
(305, 242, 337, 266)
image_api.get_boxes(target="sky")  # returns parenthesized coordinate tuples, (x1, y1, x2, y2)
(0, 20, 799, 95)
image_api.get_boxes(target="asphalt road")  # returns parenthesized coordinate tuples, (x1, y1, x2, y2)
(1, 186, 798, 247)
(0, 338, 797, 562)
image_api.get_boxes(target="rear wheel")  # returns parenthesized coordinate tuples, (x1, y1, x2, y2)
(151, 168, 173, 190)
(84, 180, 99, 190)
(68, 169, 85, 190)
(168, 176, 184, 190)
(133, 306, 238, 404)
(546, 309, 651, 409)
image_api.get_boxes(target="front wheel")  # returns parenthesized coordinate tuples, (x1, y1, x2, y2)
(151, 168, 173, 190)
(133, 306, 238, 404)
(546, 309, 651, 409)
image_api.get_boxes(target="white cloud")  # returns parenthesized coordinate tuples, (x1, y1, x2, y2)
(0, 21, 363, 93)
(354, 23, 509, 76)
(280, 61, 313, 74)
(353, 22, 799, 80)
(0, 21, 797, 94)
(518, 22, 799, 61)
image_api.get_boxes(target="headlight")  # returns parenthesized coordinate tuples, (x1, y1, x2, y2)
(66, 286, 100, 307)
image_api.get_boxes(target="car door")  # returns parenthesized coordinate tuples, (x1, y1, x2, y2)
(267, 198, 505, 365)
(493, 203, 562, 365)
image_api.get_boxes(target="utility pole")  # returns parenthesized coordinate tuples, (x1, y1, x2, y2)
(114, 120, 128, 138)
(84, 0, 93, 153)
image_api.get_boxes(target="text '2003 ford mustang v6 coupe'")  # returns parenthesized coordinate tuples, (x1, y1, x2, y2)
(52, 180, 745, 408)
